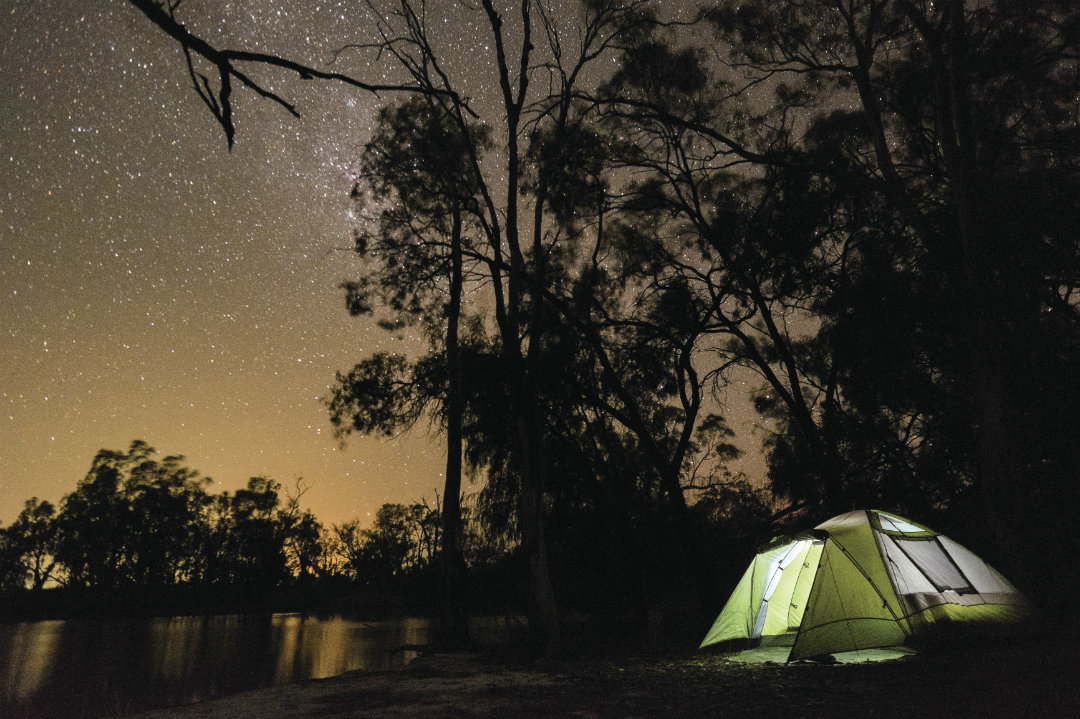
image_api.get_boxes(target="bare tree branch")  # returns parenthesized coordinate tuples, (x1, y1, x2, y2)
(126, 0, 454, 148)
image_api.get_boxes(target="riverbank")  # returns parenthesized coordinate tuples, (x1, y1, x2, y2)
(125, 631, 1079, 719)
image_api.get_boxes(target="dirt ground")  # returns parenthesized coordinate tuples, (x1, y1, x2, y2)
(124, 630, 1080, 719)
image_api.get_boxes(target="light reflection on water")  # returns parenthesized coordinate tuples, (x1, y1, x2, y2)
(3, 619, 64, 707)
(0, 613, 464, 718)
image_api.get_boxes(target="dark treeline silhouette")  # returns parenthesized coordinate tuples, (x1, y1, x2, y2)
(0, 439, 767, 632)
(97, 0, 1080, 654)
(0, 440, 525, 621)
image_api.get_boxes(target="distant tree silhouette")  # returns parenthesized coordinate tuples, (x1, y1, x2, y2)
(360, 504, 416, 584)
(207, 476, 290, 590)
(330, 519, 365, 581)
(124, 450, 212, 586)
(54, 441, 211, 588)
(327, 502, 441, 587)
(0, 529, 21, 590)
(44, 443, 341, 597)
(1, 441, 491, 618)
(3, 498, 59, 590)
(279, 479, 327, 582)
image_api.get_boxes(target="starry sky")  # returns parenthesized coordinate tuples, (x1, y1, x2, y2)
(2, 0, 763, 528)
(1, 0, 457, 526)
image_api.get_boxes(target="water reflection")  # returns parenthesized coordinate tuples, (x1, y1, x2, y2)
(0, 613, 446, 718)
(3, 620, 63, 708)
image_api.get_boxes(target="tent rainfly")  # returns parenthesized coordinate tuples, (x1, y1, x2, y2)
(700, 509, 1028, 661)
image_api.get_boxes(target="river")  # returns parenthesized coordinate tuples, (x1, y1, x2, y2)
(0, 613, 512, 718)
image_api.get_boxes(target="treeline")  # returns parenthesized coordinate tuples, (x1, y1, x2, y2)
(0, 441, 529, 619)
(0, 438, 772, 625)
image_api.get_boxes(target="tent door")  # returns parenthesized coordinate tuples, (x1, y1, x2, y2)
(751, 539, 817, 638)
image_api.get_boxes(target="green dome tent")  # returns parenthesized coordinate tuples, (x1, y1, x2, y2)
(700, 509, 1028, 661)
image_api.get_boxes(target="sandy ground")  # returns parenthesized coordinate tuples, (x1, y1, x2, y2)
(121, 634, 1080, 719)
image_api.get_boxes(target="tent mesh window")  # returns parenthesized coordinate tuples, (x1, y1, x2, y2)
(877, 513, 927, 535)
(892, 537, 976, 595)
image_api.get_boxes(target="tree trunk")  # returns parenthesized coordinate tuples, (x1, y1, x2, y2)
(513, 388, 561, 656)
(438, 206, 470, 648)
(850, 1, 1022, 572)
(939, 0, 1021, 575)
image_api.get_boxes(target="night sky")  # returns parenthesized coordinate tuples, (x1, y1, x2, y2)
(2, 0, 760, 527)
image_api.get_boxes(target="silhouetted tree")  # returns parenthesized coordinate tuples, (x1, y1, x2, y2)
(279, 479, 327, 583)
(338, 94, 492, 646)
(332, 519, 368, 582)
(54, 446, 131, 588)
(333, 502, 441, 587)
(54, 441, 212, 588)
(0, 529, 22, 590)
(208, 476, 290, 590)
(592, 37, 852, 513)
(124, 451, 212, 586)
(3, 498, 59, 590)
(327, 0, 663, 653)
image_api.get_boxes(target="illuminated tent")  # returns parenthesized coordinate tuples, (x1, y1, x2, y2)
(700, 509, 1028, 661)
